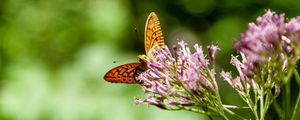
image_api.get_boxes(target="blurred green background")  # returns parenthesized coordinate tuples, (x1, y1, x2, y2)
(1, 0, 300, 120)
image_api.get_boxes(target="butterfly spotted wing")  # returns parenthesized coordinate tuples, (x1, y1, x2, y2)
(144, 12, 165, 54)
(104, 63, 141, 83)
(104, 12, 164, 84)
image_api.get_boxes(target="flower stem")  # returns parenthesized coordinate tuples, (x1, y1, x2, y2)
(253, 90, 259, 120)
(294, 68, 300, 86)
(180, 106, 207, 114)
(223, 107, 246, 120)
(260, 87, 265, 120)
(223, 104, 249, 109)
(283, 67, 294, 84)
(281, 67, 294, 119)
(245, 94, 259, 120)
(180, 106, 228, 119)
(282, 67, 294, 119)
(284, 80, 291, 119)
(273, 100, 282, 119)
(291, 69, 300, 120)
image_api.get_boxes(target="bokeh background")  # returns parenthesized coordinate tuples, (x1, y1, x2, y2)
(1, 0, 300, 120)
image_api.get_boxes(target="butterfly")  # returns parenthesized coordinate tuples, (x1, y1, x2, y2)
(103, 12, 165, 84)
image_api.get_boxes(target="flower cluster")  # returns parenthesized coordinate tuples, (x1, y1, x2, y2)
(222, 10, 300, 94)
(135, 41, 224, 115)
(220, 10, 300, 119)
(131, 10, 300, 120)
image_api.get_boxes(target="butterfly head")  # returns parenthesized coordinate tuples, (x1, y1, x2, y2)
(138, 54, 148, 63)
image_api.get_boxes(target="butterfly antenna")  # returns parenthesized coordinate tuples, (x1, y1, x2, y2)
(134, 25, 140, 41)
(112, 56, 138, 64)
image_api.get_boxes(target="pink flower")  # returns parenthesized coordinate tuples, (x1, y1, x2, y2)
(136, 40, 222, 110)
(222, 9, 300, 94)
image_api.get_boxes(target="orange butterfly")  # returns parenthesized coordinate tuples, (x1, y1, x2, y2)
(103, 12, 165, 84)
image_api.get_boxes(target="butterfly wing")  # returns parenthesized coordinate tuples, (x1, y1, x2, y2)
(104, 62, 141, 84)
(144, 12, 165, 54)
(104, 12, 165, 84)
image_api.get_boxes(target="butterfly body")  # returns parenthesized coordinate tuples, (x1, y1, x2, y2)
(104, 12, 164, 84)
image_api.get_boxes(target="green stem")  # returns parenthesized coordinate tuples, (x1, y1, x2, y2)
(219, 112, 229, 120)
(239, 90, 259, 119)
(282, 67, 293, 119)
(260, 87, 265, 120)
(263, 93, 269, 118)
(245, 94, 259, 120)
(291, 69, 300, 120)
(284, 77, 291, 120)
(181, 106, 227, 120)
(223, 107, 246, 120)
(294, 68, 300, 86)
(223, 104, 249, 109)
(254, 89, 259, 120)
(273, 100, 283, 119)
(283, 65, 294, 84)
(180, 106, 207, 114)
(263, 91, 274, 119)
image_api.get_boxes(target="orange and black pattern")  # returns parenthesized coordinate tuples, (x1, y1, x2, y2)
(144, 12, 165, 54)
(104, 63, 141, 83)
(103, 12, 164, 84)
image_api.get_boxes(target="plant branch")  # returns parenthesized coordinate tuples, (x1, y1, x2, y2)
(291, 69, 300, 120)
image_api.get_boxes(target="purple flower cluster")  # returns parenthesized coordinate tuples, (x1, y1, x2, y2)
(233, 10, 300, 77)
(222, 10, 300, 93)
(132, 10, 299, 119)
(135, 41, 221, 110)
(220, 54, 254, 93)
